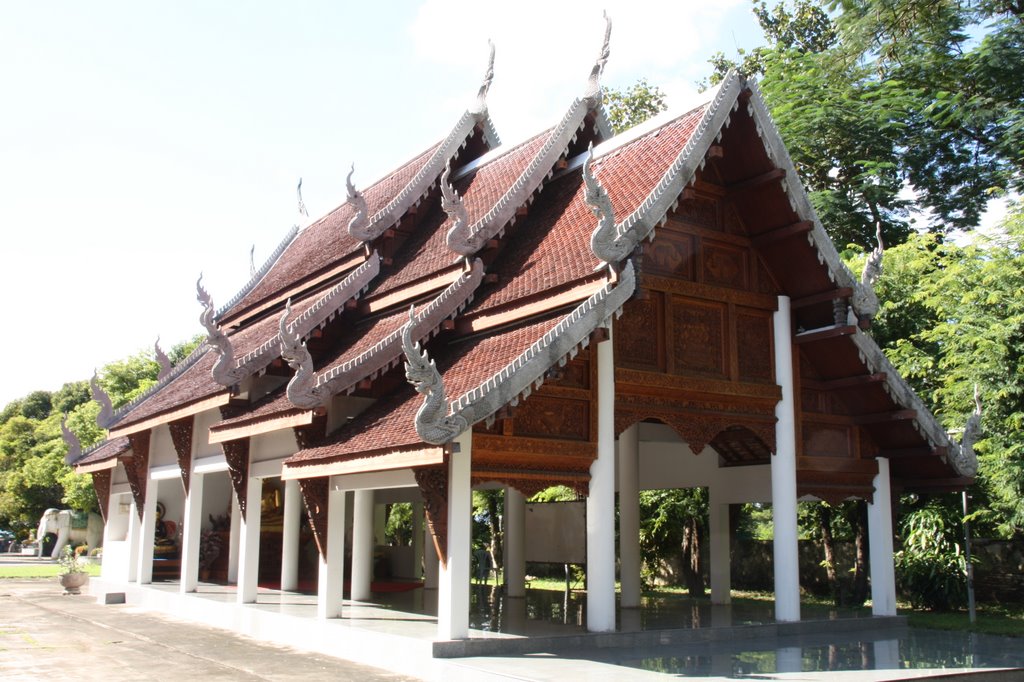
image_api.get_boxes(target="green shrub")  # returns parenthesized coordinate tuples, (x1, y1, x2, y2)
(894, 505, 968, 611)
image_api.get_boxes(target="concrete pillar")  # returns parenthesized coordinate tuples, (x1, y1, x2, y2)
(236, 476, 263, 604)
(709, 495, 731, 604)
(352, 489, 374, 601)
(504, 486, 526, 598)
(438, 429, 472, 640)
(281, 479, 301, 592)
(412, 501, 424, 581)
(771, 295, 801, 622)
(227, 488, 241, 583)
(423, 518, 439, 589)
(776, 646, 802, 673)
(318, 488, 346, 619)
(137, 479, 157, 584)
(868, 457, 897, 616)
(618, 423, 641, 608)
(180, 473, 204, 593)
(126, 498, 141, 583)
(587, 324, 616, 633)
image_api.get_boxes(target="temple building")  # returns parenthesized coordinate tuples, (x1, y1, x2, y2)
(67, 19, 978, 654)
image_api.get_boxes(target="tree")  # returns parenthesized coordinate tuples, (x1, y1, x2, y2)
(603, 79, 668, 134)
(20, 391, 52, 421)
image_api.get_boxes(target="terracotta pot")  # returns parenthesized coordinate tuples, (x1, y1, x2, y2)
(59, 572, 88, 595)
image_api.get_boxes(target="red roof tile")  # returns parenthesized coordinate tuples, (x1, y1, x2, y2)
(73, 436, 130, 467)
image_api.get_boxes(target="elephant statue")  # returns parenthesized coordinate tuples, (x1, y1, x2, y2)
(37, 508, 103, 559)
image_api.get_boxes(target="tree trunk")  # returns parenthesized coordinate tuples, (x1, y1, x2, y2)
(681, 517, 705, 597)
(818, 503, 840, 604)
(849, 500, 870, 607)
(485, 491, 502, 573)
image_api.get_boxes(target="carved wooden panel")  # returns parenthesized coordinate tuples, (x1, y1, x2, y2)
(615, 294, 663, 370)
(222, 438, 251, 521)
(724, 202, 745, 236)
(754, 257, 777, 295)
(803, 423, 854, 458)
(674, 194, 719, 230)
(298, 477, 330, 559)
(125, 431, 150, 521)
(414, 464, 448, 568)
(512, 395, 589, 441)
(92, 469, 112, 523)
(643, 230, 695, 280)
(168, 416, 194, 496)
(670, 297, 726, 378)
(702, 240, 749, 290)
(736, 310, 774, 383)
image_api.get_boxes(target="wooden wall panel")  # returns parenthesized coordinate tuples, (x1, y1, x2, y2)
(702, 240, 749, 290)
(670, 297, 727, 378)
(644, 230, 695, 280)
(803, 422, 855, 458)
(736, 309, 774, 383)
(511, 395, 590, 442)
(615, 294, 664, 371)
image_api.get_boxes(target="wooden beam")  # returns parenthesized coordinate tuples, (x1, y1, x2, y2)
(751, 221, 814, 248)
(727, 167, 786, 195)
(853, 409, 917, 426)
(793, 325, 857, 345)
(804, 373, 887, 391)
(792, 287, 854, 310)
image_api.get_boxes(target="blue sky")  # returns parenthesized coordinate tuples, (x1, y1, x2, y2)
(0, 1, 767, 406)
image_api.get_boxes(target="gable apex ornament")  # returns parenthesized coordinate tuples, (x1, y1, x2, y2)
(851, 222, 885, 323)
(957, 384, 983, 466)
(471, 40, 495, 117)
(346, 165, 373, 242)
(402, 306, 469, 445)
(154, 337, 172, 381)
(582, 11, 612, 105)
(90, 372, 115, 429)
(297, 177, 309, 218)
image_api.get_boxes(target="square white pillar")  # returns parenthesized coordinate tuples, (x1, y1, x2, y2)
(504, 486, 526, 598)
(281, 479, 301, 592)
(180, 473, 205, 593)
(437, 430, 472, 640)
(771, 295, 800, 622)
(618, 423, 641, 608)
(412, 501, 424, 581)
(318, 488, 346, 619)
(423, 517, 439, 590)
(868, 457, 897, 616)
(587, 325, 617, 632)
(236, 476, 263, 604)
(352, 489, 375, 601)
(126, 499, 141, 583)
(709, 496, 731, 604)
(137, 480, 158, 584)
(227, 488, 241, 583)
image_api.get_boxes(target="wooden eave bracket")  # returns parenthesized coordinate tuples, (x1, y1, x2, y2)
(852, 409, 917, 426)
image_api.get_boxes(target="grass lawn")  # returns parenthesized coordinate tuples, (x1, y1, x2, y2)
(0, 563, 102, 579)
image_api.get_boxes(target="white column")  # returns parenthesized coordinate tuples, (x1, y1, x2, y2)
(587, 325, 616, 632)
(180, 473, 204, 593)
(771, 295, 800, 622)
(227, 489, 241, 583)
(868, 457, 897, 616)
(412, 501, 424, 581)
(504, 486, 526, 598)
(438, 429, 472, 640)
(352, 489, 375, 601)
(281, 479, 301, 592)
(137, 480, 157, 584)
(618, 423, 641, 608)
(709, 494, 732, 604)
(423, 518, 439, 589)
(236, 476, 263, 604)
(318, 488, 346, 619)
(126, 498, 141, 583)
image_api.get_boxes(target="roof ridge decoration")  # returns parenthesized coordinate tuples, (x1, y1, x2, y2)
(61, 414, 82, 464)
(105, 340, 211, 428)
(154, 337, 172, 381)
(584, 143, 624, 264)
(285, 258, 485, 409)
(403, 261, 636, 445)
(200, 254, 381, 387)
(592, 71, 745, 261)
(348, 45, 499, 244)
(90, 372, 115, 429)
(848, 329, 978, 477)
(851, 223, 885, 323)
(214, 225, 300, 322)
(445, 18, 612, 256)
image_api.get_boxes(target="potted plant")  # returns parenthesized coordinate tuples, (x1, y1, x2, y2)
(58, 545, 89, 595)
(198, 529, 223, 581)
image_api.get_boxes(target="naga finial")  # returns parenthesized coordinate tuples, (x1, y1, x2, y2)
(197, 274, 239, 386)
(441, 160, 468, 243)
(346, 164, 372, 241)
(297, 177, 309, 218)
(402, 305, 468, 444)
(249, 244, 256, 278)
(279, 299, 319, 408)
(61, 414, 82, 462)
(90, 372, 114, 429)
(583, 11, 612, 105)
(154, 336, 172, 381)
(852, 222, 885, 323)
(863, 222, 885, 287)
(584, 143, 626, 264)
(471, 40, 496, 116)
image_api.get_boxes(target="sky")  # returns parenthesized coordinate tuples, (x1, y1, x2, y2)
(0, 0, 768, 407)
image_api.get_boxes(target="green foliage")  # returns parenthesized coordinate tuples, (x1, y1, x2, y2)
(385, 502, 413, 545)
(169, 334, 205, 365)
(529, 485, 579, 502)
(894, 502, 969, 610)
(603, 79, 668, 134)
(58, 544, 86, 575)
(98, 350, 160, 408)
(20, 391, 52, 420)
(52, 381, 91, 414)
